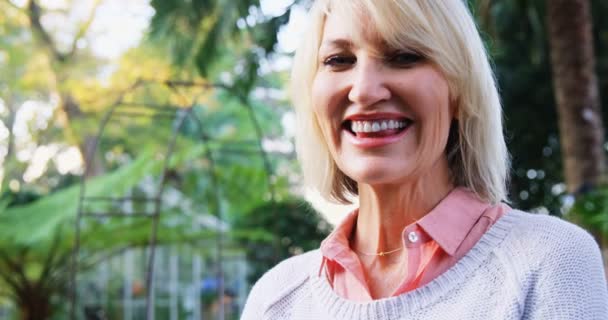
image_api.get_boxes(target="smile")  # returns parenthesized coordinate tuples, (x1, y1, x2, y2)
(342, 113, 413, 147)
(350, 119, 411, 136)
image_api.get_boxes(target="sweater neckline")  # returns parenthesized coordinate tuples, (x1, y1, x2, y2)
(309, 210, 520, 319)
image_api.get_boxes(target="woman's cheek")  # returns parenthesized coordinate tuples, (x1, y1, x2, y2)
(312, 77, 337, 139)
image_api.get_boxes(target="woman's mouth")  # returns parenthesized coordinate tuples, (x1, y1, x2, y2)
(343, 119, 413, 138)
(341, 117, 413, 148)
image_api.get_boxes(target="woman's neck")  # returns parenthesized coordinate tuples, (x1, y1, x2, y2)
(351, 160, 453, 264)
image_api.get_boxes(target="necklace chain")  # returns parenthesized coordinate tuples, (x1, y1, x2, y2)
(354, 246, 403, 257)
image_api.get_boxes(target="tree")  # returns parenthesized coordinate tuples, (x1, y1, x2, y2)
(0, 0, 56, 192)
(149, 0, 293, 93)
(465, 0, 608, 218)
(1, 0, 120, 178)
(546, 0, 606, 248)
(546, 0, 605, 195)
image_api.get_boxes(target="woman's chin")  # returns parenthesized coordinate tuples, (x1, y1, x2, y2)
(345, 168, 412, 187)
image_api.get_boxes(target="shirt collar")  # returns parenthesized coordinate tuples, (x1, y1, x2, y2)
(320, 210, 358, 260)
(417, 187, 491, 256)
(319, 210, 372, 289)
(320, 187, 491, 258)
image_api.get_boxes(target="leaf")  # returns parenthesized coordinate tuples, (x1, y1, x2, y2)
(0, 150, 160, 245)
(253, 8, 291, 54)
(194, 17, 223, 77)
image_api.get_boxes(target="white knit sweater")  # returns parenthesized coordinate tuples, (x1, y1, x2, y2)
(241, 210, 608, 319)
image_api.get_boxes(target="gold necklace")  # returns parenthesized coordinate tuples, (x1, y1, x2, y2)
(354, 246, 403, 257)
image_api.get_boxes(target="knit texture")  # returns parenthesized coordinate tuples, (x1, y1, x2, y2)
(240, 210, 608, 319)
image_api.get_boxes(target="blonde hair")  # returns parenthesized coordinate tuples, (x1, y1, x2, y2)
(291, 0, 510, 204)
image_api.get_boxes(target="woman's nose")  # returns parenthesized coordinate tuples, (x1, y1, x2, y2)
(347, 58, 391, 107)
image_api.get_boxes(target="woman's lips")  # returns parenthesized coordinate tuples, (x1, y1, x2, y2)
(341, 112, 413, 148)
(355, 129, 403, 138)
(342, 122, 412, 148)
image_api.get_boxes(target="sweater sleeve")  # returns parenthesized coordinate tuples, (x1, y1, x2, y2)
(240, 250, 321, 320)
(240, 277, 266, 320)
(522, 221, 608, 319)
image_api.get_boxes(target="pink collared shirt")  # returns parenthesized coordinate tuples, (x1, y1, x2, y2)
(320, 187, 509, 301)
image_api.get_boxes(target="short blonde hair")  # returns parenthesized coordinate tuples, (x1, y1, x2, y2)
(291, 0, 510, 204)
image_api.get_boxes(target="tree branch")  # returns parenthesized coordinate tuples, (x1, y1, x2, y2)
(0, 272, 22, 296)
(0, 249, 28, 285)
(27, 0, 67, 62)
(37, 227, 64, 287)
(0, 255, 27, 298)
(2, 0, 25, 12)
(67, 0, 102, 58)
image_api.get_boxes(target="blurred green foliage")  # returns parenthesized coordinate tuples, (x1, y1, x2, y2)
(571, 186, 608, 237)
(233, 199, 331, 283)
(149, 0, 292, 94)
(468, 0, 608, 218)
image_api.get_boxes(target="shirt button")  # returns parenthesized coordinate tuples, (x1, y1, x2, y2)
(408, 231, 419, 243)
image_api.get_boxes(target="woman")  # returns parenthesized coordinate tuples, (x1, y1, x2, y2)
(242, 0, 608, 319)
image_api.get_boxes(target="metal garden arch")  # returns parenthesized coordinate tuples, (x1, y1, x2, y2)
(69, 79, 275, 320)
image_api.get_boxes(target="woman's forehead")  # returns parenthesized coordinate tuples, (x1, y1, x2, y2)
(320, 11, 386, 50)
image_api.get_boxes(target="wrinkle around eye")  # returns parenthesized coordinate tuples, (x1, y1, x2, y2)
(321, 55, 357, 70)
(385, 51, 424, 67)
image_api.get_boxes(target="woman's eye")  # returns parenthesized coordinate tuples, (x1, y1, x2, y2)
(387, 51, 423, 66)
(323, 55, 356, 69)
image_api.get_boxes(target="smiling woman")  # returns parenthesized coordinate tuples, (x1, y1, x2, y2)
(241, 0, 608, 319)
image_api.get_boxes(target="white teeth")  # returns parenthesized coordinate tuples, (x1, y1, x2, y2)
(350, 119, 410, 133)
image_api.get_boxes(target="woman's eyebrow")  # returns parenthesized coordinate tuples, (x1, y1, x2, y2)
(319, 38, 354, 51)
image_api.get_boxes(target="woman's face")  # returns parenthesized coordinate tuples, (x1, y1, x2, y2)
(312, 13, 455, 187)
